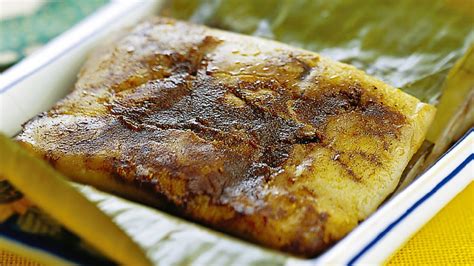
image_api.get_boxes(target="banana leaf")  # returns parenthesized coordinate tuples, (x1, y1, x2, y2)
(162, 0, 473, 106)
(425, 46, 474, 165)
(74, 184, 289, 266)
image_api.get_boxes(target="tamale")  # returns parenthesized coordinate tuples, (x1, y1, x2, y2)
(17, 18, 435, 256)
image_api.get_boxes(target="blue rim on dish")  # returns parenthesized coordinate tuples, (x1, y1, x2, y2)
(348, 128, 473, 264)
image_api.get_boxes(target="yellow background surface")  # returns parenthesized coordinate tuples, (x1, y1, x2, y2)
(2, 182, 473, 265)
(387, 181, 474, 264)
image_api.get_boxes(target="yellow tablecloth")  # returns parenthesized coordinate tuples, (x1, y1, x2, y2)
(2, 182, 473, 265)
(0, 250, 40, 266)
(387, 182, 474, 265)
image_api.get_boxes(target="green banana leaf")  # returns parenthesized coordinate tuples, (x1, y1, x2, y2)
(162, 0, 473, 106)
(425, 46, 474, 164)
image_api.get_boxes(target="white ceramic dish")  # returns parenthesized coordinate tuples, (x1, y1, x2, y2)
(0, 0, 472, 264)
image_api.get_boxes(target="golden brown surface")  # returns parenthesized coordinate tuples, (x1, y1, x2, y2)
(16, 17, 435, 257)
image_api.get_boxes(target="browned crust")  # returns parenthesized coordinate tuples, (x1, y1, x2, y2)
(16, 17, 435, 257)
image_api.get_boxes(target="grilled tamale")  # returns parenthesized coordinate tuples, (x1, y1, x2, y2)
(16, 17, 435, 257)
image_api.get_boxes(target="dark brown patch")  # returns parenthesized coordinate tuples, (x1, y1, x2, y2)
(334, 156, 360, 182)
(101, 36, 405, 204)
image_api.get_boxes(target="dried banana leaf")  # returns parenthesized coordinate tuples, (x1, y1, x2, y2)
(74, 184, 289, 266)
(425, 46, 474, 165)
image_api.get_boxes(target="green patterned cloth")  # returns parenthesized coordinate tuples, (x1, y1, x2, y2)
(0, 0, 108, 69)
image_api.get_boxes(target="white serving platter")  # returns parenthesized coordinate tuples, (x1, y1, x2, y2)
(0, 0, 472, 264)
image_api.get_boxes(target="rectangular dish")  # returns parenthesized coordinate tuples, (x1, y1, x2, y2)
(0, 0, 472, 264)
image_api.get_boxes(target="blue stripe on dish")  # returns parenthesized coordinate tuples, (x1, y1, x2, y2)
(348, 128, 473, 265)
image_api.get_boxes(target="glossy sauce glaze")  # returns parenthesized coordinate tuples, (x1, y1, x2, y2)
(17, 18, 434, 257)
